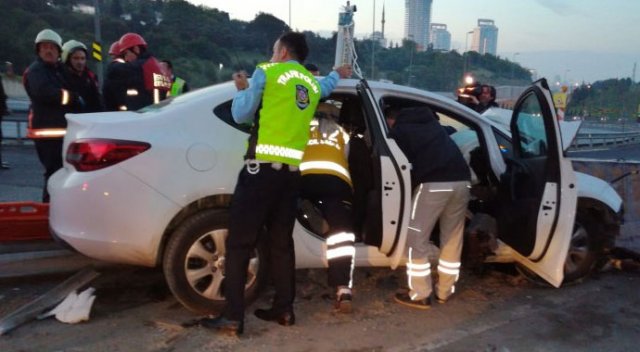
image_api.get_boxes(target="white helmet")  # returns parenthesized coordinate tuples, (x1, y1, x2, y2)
(61, 40, 87, 63)
(35, 29, 62, 50)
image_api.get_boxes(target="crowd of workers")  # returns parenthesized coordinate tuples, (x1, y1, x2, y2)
(14, 27, 486, 336)
(22, 28, 187, 202)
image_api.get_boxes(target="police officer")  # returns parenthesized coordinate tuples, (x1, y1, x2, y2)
(200, 31, 352, 335)
(159, 60, 190, 96)
(61, 40, 103, 113)
(23, 29, 81, 202)
(110, 33, 171, 111)
(386, 106, 471, 309)
(300, 102, 356, 313)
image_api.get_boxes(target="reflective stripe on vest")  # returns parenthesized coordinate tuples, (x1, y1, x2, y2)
(27, 128, 66, 138)
(255, 144, 304, 161)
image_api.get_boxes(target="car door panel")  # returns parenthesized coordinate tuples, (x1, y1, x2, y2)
(356, 80, 412, 269)
(497, 79, 577, 287)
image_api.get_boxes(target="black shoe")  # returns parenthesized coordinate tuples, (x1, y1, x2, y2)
(254, 308, 295, 326)
(394, 292, 431, 310)
(335, 292, 353, 314)
(435, 295, 448, 304)
(199, 316, 244, 335)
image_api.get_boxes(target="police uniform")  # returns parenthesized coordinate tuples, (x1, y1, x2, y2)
(223, 61, 340, 323)
(300, 107, 355, 291)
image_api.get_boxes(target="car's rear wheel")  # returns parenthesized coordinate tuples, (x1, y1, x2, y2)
(162, 209, 264, 314)
(517, 208, 602, 285)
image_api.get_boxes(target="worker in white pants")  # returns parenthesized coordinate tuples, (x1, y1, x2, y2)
(385, 105, 471, 309)
(404, 181, 470, 306)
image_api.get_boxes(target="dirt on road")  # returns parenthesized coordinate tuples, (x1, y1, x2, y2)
(0, 263, 638, 352)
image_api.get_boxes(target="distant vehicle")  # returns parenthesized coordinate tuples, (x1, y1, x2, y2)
(49, 79, 623, 314)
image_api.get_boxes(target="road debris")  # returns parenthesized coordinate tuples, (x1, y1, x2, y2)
(0, 267, 99, 335)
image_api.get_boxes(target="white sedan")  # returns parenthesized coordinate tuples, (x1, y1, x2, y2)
(49, 78, 623, 314)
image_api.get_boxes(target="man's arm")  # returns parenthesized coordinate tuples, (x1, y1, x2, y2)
(318, 64, 352, 98)
(231, 68, 265, 124)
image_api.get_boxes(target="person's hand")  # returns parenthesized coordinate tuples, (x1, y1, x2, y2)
(334, 64, 353, 79)
(232, 71, 249, 91)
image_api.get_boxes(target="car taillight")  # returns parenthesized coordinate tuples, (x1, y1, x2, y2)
(66, 139, 151, 172)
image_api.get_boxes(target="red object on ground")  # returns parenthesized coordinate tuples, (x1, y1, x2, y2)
(0, 202, 51, 242)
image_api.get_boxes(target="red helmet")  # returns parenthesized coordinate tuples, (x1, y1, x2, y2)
(108, 41, 121, 56)
(118, 33, 147, 53)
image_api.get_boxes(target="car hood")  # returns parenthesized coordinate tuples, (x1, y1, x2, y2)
(481, 107, 582, 151)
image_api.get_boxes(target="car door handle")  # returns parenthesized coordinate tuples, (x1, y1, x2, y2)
(384, 186, 393, 191)
(542, 205, 552, 211)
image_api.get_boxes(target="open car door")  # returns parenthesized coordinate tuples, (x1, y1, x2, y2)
(496, 79, 577, 287)
(356, 80, 413, 269)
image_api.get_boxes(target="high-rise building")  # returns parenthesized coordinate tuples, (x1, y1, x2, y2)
(404, 0, 432, 52)
(471, 19, 498, 55)
(430, 23, 451, 51)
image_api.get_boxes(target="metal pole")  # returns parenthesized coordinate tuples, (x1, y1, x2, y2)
(371, 0, 375, 79)
(93, 0, 103, 85)
(289, 0, 291, 28)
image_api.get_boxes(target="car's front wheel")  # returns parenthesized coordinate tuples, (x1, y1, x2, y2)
(517, 207, 603, 285)
(162, 209, 264, 314)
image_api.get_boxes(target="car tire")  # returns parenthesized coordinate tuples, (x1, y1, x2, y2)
(162, 209, 265, 314)
(516, 208, 602, 285)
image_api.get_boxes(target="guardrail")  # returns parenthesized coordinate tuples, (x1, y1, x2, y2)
(571, 131, 640, 149)
(1, 117, 28, 144)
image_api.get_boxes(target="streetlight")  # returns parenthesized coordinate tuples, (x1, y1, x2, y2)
(463, 31, 473, 78)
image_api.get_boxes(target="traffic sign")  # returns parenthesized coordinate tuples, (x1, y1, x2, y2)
(92, 41, 102, 62)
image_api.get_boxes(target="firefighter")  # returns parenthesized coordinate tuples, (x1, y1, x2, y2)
(61, 40, 103, 113)
(111, 32, 171, 111)
(159, 60, 190, 96)
(386, 106, 471, 309)
(299, 101, 356, 313)
(103, 40, 127, 111)
(23, 29, 81, 202)
(200, 31, 352, 335)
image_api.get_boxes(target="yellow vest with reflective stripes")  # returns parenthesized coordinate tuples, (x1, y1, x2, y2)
(300, 118, 352, 187)
(254, 62, 321, 166)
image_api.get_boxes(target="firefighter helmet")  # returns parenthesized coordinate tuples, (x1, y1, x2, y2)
(108, 41, 121, 56)
(34, 29, 62, 50)
(61, 40, 87, 63)
(118, 33, 147, 53)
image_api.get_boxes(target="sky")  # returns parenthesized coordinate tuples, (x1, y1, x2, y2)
(187, 0, 640, 84)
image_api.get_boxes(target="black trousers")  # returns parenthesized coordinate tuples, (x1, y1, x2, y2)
(224, 163, 300, 321)
(301, 174, 355, 288)
(34, 138, 63, 203)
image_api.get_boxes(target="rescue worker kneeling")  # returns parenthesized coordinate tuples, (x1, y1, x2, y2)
(299, 102, 356, 313)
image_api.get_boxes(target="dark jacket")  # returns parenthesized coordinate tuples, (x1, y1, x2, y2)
(105, 52, 169, 111)
(389, 106, 470, 188)
(23, 58, 77, 130)
(0, 76, 7, 116)
(63, 66, 103, 113)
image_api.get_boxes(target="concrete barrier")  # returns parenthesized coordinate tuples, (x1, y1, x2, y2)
(572, 159, 640, 251)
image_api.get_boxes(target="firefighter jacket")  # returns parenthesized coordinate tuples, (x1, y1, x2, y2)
(300, 118, 352, 187)
(63, 66, 103, 113)
(108, 53, 171, 111)
(103, 59, 129, 111)
(246, 62, 322, 166)
(23, 58, 77, 138)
